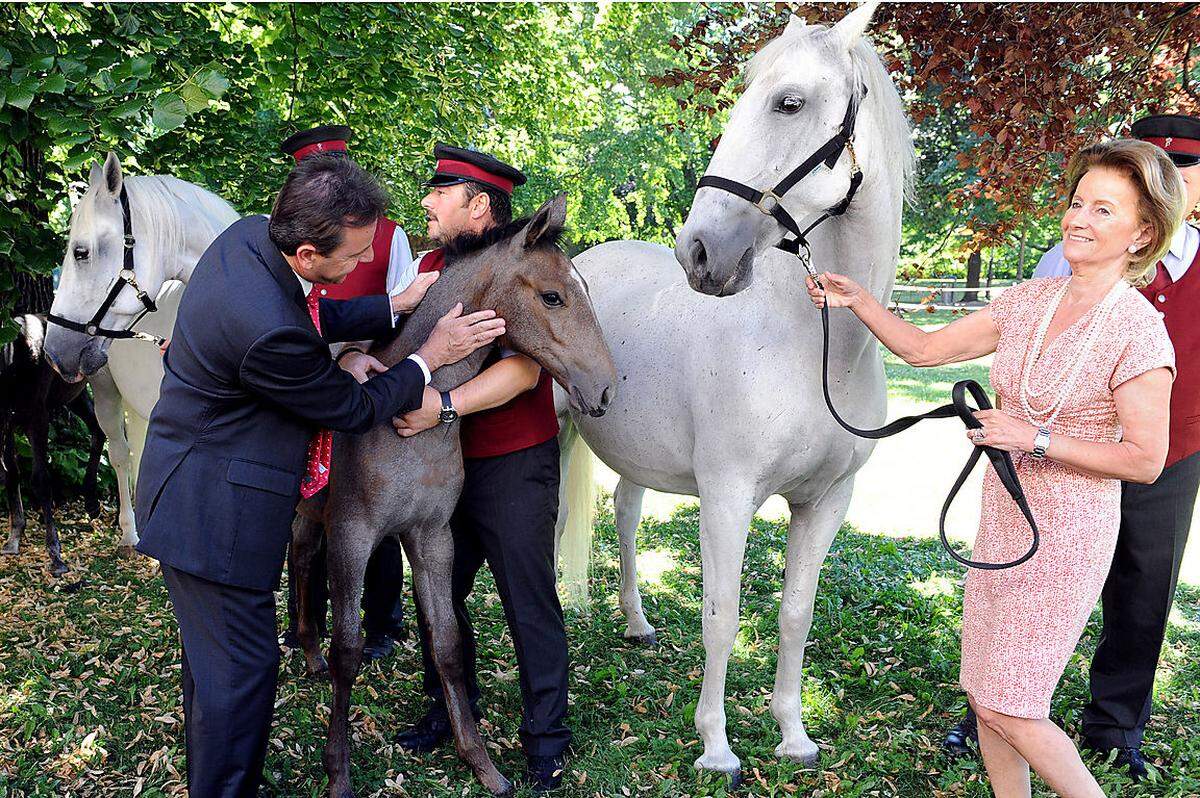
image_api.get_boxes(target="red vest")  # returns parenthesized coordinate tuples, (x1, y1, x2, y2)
(322, 217, 397, 299)
(418, 248, 559, 459)
(1138, 233, 1200, 468)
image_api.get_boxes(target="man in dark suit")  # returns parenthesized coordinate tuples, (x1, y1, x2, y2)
(135, 153, 504, 797)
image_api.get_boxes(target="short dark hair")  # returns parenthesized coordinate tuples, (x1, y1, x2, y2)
(462, 180, 512, 226)
(268, 154, 388, 256)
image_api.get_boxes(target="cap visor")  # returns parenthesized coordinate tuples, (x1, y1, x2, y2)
(423, 175, 469, 188)
(1169, 153, 1200, 168)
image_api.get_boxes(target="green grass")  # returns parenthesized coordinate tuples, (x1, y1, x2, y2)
(1, 500, 1197, 797)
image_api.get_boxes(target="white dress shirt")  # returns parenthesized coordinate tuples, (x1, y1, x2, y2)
(1033, 223, 1199, 281)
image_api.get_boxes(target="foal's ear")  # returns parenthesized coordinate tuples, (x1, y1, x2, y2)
(88, 152, 123, 195)
(829, 0, 878, 51)
(784, 14, 807, 37)
(524, 193, 567, 250)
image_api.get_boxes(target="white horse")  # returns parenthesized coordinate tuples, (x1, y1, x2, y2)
(558, 3, 913, 778)
(44, 154, 239, 555)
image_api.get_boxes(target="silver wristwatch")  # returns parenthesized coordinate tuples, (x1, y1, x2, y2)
(1031, 427, 1051, 460)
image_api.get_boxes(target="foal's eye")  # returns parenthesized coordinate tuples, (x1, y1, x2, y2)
(775, 95, 805, 115)
(73, 245, 89, 262)
(540, 291, 564, 307)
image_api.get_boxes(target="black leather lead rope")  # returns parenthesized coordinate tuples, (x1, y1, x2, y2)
(48, 184, 166, 347)
(817, 300, 1039, 570)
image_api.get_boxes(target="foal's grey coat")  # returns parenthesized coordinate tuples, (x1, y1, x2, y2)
(295, 196, 616, 797)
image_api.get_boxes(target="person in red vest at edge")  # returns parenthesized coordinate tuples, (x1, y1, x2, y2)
(278, 125, 420, 663)
(389, 143, 571, 792)
(944, 114, 1200, 781)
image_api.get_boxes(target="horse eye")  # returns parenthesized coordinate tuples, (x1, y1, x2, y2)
(73, 245, 89, 262)
(775, 95, 805, 115)
(540, 291, 564, 307)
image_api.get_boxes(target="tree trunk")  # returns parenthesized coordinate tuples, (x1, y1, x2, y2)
(964, 249, 982, 304)
(12, 117, 55, 316)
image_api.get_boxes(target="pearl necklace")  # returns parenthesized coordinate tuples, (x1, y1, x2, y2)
(1019, 277, 1127, 428)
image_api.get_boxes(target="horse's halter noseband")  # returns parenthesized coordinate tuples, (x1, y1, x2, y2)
(48, 185, 166, 347)
(698, 83, 1039, 571)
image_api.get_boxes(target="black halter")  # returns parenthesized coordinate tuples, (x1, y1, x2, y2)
(48, 185, 166, 347)
(698, 85, 1038, 571)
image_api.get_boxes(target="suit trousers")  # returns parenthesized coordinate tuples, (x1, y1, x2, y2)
(413, 436, 572, 757)
(1083, 449, 1200, 748)
(162, 564, 280, 798)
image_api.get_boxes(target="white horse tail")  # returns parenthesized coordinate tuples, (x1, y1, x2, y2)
(557, 416, 595, 610)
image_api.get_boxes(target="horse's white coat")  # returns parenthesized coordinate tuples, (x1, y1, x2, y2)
(47, 158, 239, 552)
(561, 4, 914, 774)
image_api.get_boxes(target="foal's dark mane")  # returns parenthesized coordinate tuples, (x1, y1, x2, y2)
(441, 215, 566, 263)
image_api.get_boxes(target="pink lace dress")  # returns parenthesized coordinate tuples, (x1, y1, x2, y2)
(959, 277, 1175, 718)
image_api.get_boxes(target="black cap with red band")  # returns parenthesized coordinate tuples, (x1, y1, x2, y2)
(1132, 114, 1200, 168)
(424, 142, 526, 196)
(280, 125, 352, 162)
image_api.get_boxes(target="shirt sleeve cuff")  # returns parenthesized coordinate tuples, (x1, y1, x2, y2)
(406, 353, 432, 385)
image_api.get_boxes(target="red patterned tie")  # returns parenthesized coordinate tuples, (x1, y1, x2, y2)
(301, 290, 333, 498)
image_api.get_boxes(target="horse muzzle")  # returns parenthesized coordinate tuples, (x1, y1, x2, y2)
(43, 327, 108, 382)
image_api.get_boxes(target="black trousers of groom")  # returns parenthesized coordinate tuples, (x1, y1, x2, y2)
(162, 564, 279, 798)
(1083, 449, 1200, 749)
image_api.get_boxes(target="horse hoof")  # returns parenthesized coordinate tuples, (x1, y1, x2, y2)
(488, 773, 513, 796)
(117, 545, 137, 560)
(85, 502, 101, 518)
(776, 741, 820, 767)
(624, 631, 657, 647)
(305, 656, 330, 679)
(1, 542, 18, 556)
(50, 562, 70, 577)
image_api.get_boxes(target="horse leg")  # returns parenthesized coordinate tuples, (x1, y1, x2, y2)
(614, 477, 655, 644)
(89, 367, 137, 556)
(291, 514, 329, 677)
(68, 389, 106, 518)
(772, 479, 854, 766)
(28, 415, 67, 575)
(322, 529, 370, 798)
(0, 421, 24, 555)
(692, 480, 756, 781)
(406, 529, 511, 796)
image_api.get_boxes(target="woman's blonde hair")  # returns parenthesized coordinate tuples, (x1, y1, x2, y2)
(1064, 138, 1187, 284)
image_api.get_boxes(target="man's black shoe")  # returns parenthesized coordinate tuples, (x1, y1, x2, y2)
(524, 754, 566, 793)
(394, 713, 453, 753)
(1087, 744, 1148, 781)
(942, 710, 978, 757)
(361, 632, 396, 662)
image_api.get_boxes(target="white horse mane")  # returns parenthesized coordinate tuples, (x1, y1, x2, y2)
(746, 26, 917, 203)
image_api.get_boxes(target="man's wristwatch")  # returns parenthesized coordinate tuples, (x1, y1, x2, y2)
(438, 391, 458, 424)
(1031, 427, 1051, 460)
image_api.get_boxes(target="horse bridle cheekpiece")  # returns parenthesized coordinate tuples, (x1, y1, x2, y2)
(700, 83, 1039, 571)
(48, 185, 166, 347)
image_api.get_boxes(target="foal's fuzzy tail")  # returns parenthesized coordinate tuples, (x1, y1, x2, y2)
(557, 418, 595, 611)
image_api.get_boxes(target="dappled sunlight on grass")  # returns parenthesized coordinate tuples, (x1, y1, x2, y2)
(633, 548, 678, 586)
(909, 575, 956, 599)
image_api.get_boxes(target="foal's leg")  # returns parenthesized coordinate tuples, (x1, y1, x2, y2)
(27, 414, 67, 575)
(89, 367, 137, 556)
(614, 477, 655, 644)
(68, 390, 106, 518)
(772, 479, 853, 766)
(0, 421, 24, 556)
(405, 528, 511, 796)
(692, 479, 757, 780)
(322, 526, 371, 798)
(291, 513, 329, 677)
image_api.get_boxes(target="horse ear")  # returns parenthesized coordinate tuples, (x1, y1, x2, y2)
(524, 193, 567, 249)
(829, 0, 879, 50)
(784, 14, 807, 37)
(91, 152, 123, 195)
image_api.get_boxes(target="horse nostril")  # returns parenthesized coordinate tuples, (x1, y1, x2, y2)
(600, 386, 612, 407)
(690, 238, 708, 270)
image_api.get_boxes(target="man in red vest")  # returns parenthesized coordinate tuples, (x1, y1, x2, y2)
(279, 125, 421, 662)
(945, 114, 1200, 780)
(390, 143, 570, 792)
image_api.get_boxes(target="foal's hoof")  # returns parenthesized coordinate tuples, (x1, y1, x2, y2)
(624, 631, 657, 647)
(305, 655, 330, 679)
(116, 544, 138, 560)
(49, 560, 70, 577)
(487, 773, 513, 796)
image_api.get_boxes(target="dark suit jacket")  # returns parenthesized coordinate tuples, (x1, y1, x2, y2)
(135, 215, 424, 590)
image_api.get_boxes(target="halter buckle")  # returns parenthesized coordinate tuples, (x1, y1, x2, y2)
(124, 234, 136, 249)
(845, 138, 861, 177)
(753, 189, 783, 216)
(119, 269, 137, 284)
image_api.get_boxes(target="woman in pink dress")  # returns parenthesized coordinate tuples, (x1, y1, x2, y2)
(807, 138, 1183, 797)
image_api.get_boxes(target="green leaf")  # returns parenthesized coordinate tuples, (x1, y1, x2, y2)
(194, 68, 229, 99)
(150, 91, 187, 131)
(58, 58, 87, 81)
(40, 73, 66, 94)
(111, 98, 143, 119)
(6, 79, 37, 111)
(63, 148, 95, 171)
(28, 55, 54, 72)
(179, 81, 210, 114)
(128, 55, 153, 78)
(0, 45, 11, 69)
